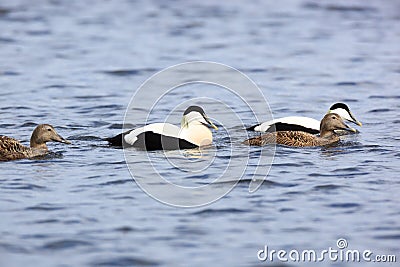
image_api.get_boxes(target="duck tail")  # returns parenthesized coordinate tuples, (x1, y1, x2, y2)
(105, 132, 126, 147)
(246, 124, 259, 131)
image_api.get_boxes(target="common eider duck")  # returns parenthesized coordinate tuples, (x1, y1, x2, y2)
(247, 103, 361, 134)
(106, 106, 218, 150)
(243, 113, 356, 147)
(0, 124, 71, 161)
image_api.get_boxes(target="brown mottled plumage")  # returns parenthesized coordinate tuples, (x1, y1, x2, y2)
(0, 124, 70, 161)
(244, 113, 356, 147)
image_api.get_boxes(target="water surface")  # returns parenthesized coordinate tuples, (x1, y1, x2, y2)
(0, 0, 399, 266)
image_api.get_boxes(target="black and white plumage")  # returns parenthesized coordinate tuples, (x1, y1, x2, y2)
(247, 103, 362, 134)
(106, 106, 218, 150)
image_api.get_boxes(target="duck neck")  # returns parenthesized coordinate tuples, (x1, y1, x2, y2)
(320, 130, 336, 138)
(30, 137, 48, 150)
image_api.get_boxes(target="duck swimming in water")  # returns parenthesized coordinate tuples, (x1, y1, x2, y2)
(106, 106, 218, 150)
(247, 103, 361, 134)
(243, 113, 356, 147)
(0, 124, 71, 161)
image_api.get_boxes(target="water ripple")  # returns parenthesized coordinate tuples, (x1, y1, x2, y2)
(41, 239, 93, 251)
(91, 257, 160, 267)
(0, 242, 29, 253)
(1, 183, 48, 191)
(373, 234, 400, 240)
(98, 179, 133, 186)
(25, 204, 65, 211)
(327, 203, 361, 209)
(312, 184, 346, 191)
(192, 208, 248, 217)
(100, 68, 159, 77)
(368, 108, 393, 113)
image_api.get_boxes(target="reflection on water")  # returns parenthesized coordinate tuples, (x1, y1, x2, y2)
(180, 148, 211, 159)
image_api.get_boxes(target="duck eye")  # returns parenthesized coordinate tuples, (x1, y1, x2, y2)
(48, 129, 52, 131)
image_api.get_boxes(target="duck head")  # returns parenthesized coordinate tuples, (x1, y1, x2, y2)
(320, 113, 357, 138)
(181, 106, 218, 130)
(30, 124, 71, 149)
(328, 102, 362, 126)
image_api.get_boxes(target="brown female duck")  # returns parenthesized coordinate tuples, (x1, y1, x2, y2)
(243, 113, 356, 147)
(0, 124, 70, 161)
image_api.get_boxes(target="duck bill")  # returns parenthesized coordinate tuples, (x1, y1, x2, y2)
(52, 134, 71, 144)
(349, 111, 362, 127)
(205, 118, 218, 130)
(340, 122, 357, 133)
(346, 127, 357, 133)
(209, 122, 218, 130)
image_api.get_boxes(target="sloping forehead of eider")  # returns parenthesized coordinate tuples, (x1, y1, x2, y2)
(37, 124, 55, 130)
(325, 113, 341, 120)
(329, 103, 350, 113)
(183, 106, 206, 116)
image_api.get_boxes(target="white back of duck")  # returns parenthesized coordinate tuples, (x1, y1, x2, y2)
(253, 116, 320, 133)
(124, 123, 181, 145)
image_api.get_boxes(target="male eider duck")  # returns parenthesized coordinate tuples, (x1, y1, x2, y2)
(243, 113, 356, 147)
(0, 124, 71, 161)
(106, 106, 218, 150)
(247, 103, 361, 134)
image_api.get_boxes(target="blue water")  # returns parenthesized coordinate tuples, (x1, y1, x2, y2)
(0, 0, 399, 266)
